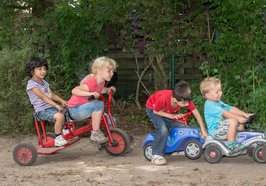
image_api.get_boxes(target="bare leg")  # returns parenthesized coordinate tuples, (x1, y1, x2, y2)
(237, 124, 244, 131)
(91, 110, 104, 131)
(227, 118, 238, 142)
(54, 112, 65, 134)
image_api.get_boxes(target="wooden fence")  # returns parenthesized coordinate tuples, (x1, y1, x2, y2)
(107, 49, 202, 97)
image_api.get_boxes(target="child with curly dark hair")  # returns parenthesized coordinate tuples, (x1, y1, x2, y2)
(25, 57, 67, 146)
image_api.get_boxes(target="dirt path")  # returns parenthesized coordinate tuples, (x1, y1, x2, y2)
(0, 135, 265, 186)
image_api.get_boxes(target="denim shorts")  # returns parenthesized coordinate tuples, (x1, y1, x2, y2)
(213, 119, 230, 140)
(68, 101, 104, 121)
(36, 107, 58, 122)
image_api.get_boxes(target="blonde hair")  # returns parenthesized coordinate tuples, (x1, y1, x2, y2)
(91, 56, 117, 74)
(200, 77, 221, 96)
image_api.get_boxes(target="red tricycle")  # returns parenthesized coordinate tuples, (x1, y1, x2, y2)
(13, 90, 131, 166)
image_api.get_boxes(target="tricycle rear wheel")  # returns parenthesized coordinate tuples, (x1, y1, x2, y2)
(13, 143, 37, 166)
(105, 128, 130, 156)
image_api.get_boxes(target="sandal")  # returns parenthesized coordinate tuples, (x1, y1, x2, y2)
(151, 155, 167, 165)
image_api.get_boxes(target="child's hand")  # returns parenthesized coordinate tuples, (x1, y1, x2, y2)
(108, 86, 116, 94)
(173, 114, 184, 120)
(201, 130, 208, 139)
(238, 117, 248, 124)
(61, 100, 68, 106)
(92, 92, 100, 98)
(55, 104, 63, 111)
(245, 113, 254, 119)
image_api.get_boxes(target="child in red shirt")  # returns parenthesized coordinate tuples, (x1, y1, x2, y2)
(146, 80, 208, 165)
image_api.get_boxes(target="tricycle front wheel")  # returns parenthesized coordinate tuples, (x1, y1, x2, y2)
(105, 128, 130, 156)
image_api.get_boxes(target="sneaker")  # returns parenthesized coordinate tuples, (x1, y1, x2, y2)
(151, 155, 167, 165)
(62, 127, 70, 136)
(229, 143, 246, 154)
(97, 129, 105, 137)
(54, 135, 68, 147)
(90, 131, 108, 144)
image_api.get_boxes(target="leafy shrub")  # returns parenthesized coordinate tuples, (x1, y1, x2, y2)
(0, 47, 35, 134)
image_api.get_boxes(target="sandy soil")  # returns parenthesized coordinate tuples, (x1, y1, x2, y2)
(1, 134, 266, 186)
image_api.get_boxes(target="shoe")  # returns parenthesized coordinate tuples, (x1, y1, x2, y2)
(151, 155, 167, 165)
(90, 131, 108, 144)
(62, 127, 69, 135)
(97, 129, 105, 136)
(229, 143, 246, 154)
(55, 135, 68, 147)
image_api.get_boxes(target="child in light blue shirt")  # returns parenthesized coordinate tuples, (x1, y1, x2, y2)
(200, 77, 253, 154)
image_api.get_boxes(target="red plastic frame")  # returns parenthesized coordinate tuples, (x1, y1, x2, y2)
(34, 90, 117, 154)
(176, 111, 192, 126)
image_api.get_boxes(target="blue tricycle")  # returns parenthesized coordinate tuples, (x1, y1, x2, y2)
(143, 112, 205, 161)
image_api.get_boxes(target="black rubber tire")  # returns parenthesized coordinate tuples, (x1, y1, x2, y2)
(252, 145, 266, 163)
(143, 143, 153, 161)
(13, 143, 37, 166)
(184, 140, 203, 160)
(204, 145, 222, 164)
(105, 128, 131, 156)
(262, 145, 266, 162)
(39, 132, 56, 144)
(129, 134, 134, 143)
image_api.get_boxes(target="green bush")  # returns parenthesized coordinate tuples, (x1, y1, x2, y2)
(0, 47, 34, 134)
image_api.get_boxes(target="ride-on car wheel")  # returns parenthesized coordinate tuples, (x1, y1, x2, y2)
(184, 140, 203, 160)
(262, 145, 266, 162)
(252, 144, 266, 163)
(105, 128, 130, 156)
(13, 143, 37, 166)
(143, 143, 153, 161)
(204, 145, 222, 163)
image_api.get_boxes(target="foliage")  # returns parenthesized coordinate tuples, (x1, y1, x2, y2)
(199, 0, 266, 129)
(0, 46, 34, 134)
(0, 0, 265, 134)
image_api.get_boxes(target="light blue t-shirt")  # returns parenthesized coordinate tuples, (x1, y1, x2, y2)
(26, 79, 53, 112)
(204, 100, 232, 136)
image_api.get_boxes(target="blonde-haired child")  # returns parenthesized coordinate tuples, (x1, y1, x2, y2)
(200, 77, 253, 154)
(67, 56, 117, 143)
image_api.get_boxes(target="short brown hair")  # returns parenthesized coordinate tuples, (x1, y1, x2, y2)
(173, 80, 192, 101)
(200, 77, 221, 96)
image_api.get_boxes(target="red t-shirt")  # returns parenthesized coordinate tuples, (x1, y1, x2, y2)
(67, 76, 105, 107)
(146, 90, 195, 113)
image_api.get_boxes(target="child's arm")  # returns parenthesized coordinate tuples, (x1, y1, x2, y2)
(72, 84, 100, 98)
(192, 108, 208, 138)
(222, 108, 251, 124)
(230, 107, 253, 118)
(101, 86, 116, 94)
(31, 87, 62, 111)
(153, 110, 176, 119)
(51, 91, 67, 106)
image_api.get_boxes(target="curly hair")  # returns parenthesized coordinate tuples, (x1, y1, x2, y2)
(25, 57, 48, 77)
(90, 56, 117, 75)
